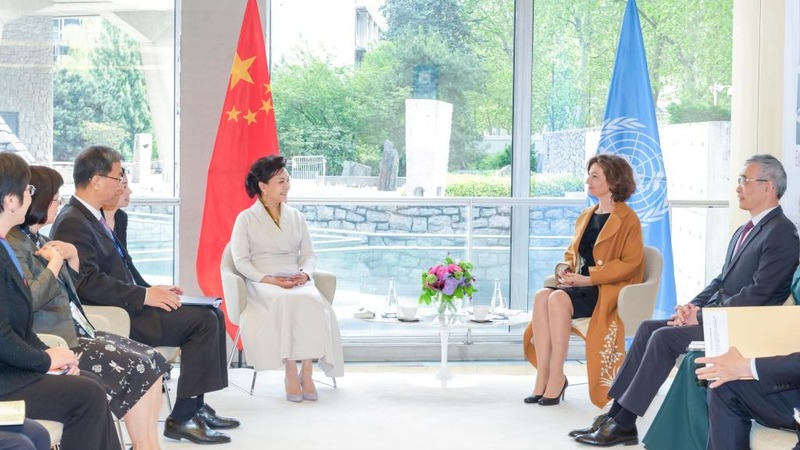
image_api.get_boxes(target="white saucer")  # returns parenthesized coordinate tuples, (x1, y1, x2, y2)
(469, 318, 492, 323)
(397, 317, 420, 322)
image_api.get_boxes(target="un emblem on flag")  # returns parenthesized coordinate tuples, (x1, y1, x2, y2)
(598, 117, 669, 227)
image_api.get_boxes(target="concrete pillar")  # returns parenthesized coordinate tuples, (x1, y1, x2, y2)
(178, 0, 267, 292)
(730, 0, 786, 228)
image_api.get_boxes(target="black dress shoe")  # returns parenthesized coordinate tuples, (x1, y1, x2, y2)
(575, 417, 638, 447)
(163, 415, 231, 445)
(569, 413, 610, 438)
(198, 403, 241, 429)
(523, 394, 543, 404)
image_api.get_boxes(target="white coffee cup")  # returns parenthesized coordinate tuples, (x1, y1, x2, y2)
(398, 305, 418, 319)
(473, 305, 490, 321)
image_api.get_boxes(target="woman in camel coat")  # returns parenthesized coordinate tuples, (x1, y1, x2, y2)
(523, 154, 644, 408)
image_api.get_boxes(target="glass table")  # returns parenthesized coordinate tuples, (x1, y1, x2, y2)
(364, 309, 530, 386)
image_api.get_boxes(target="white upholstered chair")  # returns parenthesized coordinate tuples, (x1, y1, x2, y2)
(35, 333, 68, 450)
(543, 245, 663, 340)
(220, 242, 337, 394)
(83, 305, 179, 410)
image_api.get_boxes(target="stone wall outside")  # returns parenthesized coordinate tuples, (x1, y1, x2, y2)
(0, 16, 53, 161)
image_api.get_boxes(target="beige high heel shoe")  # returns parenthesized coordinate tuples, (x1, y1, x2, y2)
(299, 371, 318, 401)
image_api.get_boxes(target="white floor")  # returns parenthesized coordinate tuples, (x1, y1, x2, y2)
(153, 363, 671, 450)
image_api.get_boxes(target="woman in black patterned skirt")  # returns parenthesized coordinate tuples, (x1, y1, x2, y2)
(7, 166, 170, 450)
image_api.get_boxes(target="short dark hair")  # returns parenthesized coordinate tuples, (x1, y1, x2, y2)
(0, 152, 30, 213)
(245, 156, 287, 198)
(586, 154, 636, 202)
(24, 166, 63, 226)
(73, 145, 123, 188)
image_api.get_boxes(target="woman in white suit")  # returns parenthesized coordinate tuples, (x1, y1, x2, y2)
(230, 156, 343, 402)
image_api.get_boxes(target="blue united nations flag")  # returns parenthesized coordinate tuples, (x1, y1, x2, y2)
(592, 0, 676, 319)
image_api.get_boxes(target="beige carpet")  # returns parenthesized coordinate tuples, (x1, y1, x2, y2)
(156, 363, 669, 449)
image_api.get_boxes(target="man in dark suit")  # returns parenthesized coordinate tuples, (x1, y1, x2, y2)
(697, 347, 800, 449)
(50, 145, 239, 445)
(573, 154, 800, 447)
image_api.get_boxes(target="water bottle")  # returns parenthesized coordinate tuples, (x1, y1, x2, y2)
(383, 277, 398, 318)
(490, 278, 507, 313)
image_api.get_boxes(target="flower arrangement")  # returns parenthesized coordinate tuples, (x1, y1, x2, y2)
(419, 256, 477, 307)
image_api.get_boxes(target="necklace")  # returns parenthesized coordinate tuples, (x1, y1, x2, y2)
(261, 201, 280, 228)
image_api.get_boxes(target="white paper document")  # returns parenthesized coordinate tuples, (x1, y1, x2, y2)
(0, 401, 24, 426)
(702, 309, 729, 357)
(179, 295, 222, 308)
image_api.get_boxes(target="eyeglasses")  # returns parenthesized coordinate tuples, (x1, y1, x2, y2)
(96, 174, 124, 185)
(52, 196, 63, 206)
(737, 176, 769, 186)
(26, 185, 36, 196)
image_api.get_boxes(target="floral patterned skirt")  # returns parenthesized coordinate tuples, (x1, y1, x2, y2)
(74, 331, 171, 417)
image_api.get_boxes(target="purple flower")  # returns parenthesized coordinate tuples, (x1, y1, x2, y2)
(442, 277, 459, 295)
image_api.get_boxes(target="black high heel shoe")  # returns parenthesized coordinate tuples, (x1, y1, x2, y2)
(537, 377, 568, 406)
(523, 394, 543, 404)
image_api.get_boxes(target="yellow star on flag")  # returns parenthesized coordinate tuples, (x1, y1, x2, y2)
(229, 52, 256, 90)
(244, 109, 258, 125)
(226, 105, 241, 122)
(259, 98, 273, 115)
(263, 83, 271, 95)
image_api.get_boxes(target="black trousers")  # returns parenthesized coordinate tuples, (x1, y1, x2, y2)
(608, 319, 704, 416)
(131, 305, 228, 399)
(707, 379, 800, 450)
(0, 372, 121, 450)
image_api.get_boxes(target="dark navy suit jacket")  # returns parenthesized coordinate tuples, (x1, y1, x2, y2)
(51, 197, 160, 345)
(691, 206, 800, 321)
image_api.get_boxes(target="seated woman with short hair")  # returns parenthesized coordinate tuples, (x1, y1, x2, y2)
(523, 154, 644, 408)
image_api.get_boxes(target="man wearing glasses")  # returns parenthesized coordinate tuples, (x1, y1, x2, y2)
(573, 154, 799, 447)
(51, 145, 239, 445)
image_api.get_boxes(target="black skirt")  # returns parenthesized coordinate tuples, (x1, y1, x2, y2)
(559, 285, 599, 318)
(74, 331, 171, 417)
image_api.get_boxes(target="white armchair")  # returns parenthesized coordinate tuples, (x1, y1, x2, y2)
(220, 242, 337, 394)
(83, 305, 179, 410)
(35, 334, 69, 449)
(543, 245, 663, 339)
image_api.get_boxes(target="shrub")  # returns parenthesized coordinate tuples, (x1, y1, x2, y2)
(446, 174, 510, 197)
(445, 172, 583, 197)
(532, 173, 584, 197)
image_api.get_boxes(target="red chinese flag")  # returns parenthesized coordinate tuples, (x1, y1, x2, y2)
(197, 0, 278, 347)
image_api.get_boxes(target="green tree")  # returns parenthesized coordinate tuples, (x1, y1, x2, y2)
(53, 68, 97, 161)
(381, 0, 475, 52)
(89, 21, 153, 159)
(354, 32, 485, 171)
(272, 52, 359, 175)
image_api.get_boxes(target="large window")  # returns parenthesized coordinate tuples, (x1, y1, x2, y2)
(2, 0, 736, 350)
(270, 0, 734, 342)
(0, 1, 177, 282)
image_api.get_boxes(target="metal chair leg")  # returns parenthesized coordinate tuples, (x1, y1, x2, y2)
(249, 371, 257, 396)
(114, 415, 126, 449)
(227, 329, 241, 367)
(163, 375, 173, 411)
